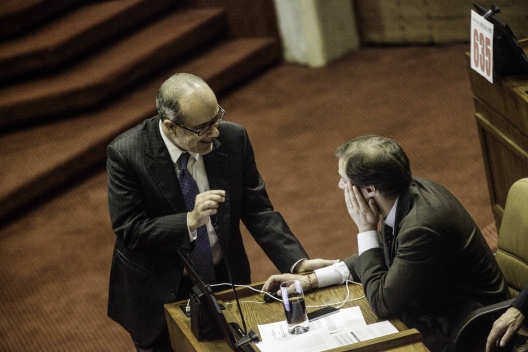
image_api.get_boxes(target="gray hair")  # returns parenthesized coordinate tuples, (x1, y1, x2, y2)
(155, 73, 207, 124)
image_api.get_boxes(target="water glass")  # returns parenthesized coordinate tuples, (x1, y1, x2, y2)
(280, 279, 310, 334)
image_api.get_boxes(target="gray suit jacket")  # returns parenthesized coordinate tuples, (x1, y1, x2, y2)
(106, 117, 308, 345)
(344, 177, 509, 335)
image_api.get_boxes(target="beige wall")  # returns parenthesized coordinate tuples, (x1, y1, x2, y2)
(354, 0, 528, 44)
(273, 0, 360, 67)
(273, 0, 528, 67)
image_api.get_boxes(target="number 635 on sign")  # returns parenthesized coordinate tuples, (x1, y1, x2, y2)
(470, 10, 494, 83)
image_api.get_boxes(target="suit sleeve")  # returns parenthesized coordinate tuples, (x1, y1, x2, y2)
(233, 127, 309, 273)
(512, 285, 528, 316)
(355, 226, 445, 319)
(343, 253, 360, 282)
(107, 144, 191, 253)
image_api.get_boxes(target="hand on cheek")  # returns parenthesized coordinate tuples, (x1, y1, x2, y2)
(345, 183, 379, 232)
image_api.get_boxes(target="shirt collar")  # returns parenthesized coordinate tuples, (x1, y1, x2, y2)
(384, 197, 399, 228)
(159, 120, 200, 164)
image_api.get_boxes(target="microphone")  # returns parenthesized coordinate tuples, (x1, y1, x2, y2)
(483, 4, 500, 19)
(210, 213, 218, 227)
(210, 214, 260, 348)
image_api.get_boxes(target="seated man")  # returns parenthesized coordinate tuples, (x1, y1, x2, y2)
(264, 135, 510, 352)
(487, 285, 528, 351)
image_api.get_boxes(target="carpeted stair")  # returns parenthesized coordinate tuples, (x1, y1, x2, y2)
(0, 0, 281, 225)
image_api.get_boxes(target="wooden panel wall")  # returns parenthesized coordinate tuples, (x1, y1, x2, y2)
(468, 40, 528, 228)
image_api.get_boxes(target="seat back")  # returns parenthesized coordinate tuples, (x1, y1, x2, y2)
(496, 178, 528, 297)
(445, 178, 528, 352)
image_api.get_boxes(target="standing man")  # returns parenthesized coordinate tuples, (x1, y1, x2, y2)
(106, 73, 335, 351)
(264, 135, 509, 351)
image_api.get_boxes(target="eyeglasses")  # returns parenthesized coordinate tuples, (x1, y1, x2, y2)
(171, 105, 225, 136)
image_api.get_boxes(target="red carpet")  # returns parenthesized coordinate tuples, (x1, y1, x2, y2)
(0, 44, 496, 351)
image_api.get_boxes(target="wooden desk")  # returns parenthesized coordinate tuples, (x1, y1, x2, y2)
(467, 38, 528, 228)
(165, 282, 429, 352)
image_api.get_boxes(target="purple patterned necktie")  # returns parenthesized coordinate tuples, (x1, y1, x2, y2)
(384, 223, 394, 267)
(179, 153, 216, 284)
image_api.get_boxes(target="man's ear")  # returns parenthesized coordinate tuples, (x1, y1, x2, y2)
(162, 119, 174, 131)
(365, 185, 377, 195)
(163, 120, 179, 135)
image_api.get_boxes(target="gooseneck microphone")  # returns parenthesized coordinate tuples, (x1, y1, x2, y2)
(210, 214, 260, 348)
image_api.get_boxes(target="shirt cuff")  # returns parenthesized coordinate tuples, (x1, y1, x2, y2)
(290, 258, 307, 273)
(314, 261, 351, 288)
(357, 230, 379, 255)
(186, 212, 197, 241)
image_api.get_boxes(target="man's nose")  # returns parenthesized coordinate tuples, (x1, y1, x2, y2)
(206, 125, 220, 137)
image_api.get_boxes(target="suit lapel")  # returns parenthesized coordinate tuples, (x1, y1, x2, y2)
(389, 183, 414, 264)
(142, 122, 231, 249)
(144, 117, 186, 213)
(394, 183, 413, 235)
(204, 140, 228, 190)
(204, 139, 231, 251)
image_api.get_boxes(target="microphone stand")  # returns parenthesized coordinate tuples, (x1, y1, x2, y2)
(211, 215, 260, 350)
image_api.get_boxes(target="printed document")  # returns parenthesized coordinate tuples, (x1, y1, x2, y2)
(256, 307, 398, 352)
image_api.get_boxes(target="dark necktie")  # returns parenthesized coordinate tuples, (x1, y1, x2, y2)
(178, 153, 216, 284)
(383, 223, 394, 267)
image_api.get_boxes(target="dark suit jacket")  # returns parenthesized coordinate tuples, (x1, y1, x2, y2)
(512, 285, 528, 316)
(344, 177, 510, 335)
(106, 117, 308, 345)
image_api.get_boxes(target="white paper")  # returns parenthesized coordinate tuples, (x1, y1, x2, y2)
(256, 307, 399, 352)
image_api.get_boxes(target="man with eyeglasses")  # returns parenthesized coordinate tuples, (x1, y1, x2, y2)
(106, 73, 336, 351)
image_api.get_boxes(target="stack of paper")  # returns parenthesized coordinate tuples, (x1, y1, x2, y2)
(256, 307, 398, 352)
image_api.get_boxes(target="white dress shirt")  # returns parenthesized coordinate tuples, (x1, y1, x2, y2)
(159, 122, 222, 265)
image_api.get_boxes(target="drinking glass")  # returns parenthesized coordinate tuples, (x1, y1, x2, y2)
(280, 279, 310, 334)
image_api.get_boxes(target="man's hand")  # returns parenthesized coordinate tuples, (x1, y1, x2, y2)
(188, 190, 225, 230)
(344, 182, 379, 233)
(486, 307, 525, 351)
(262, 274, 305, 295)
(294, 259, 340, 273)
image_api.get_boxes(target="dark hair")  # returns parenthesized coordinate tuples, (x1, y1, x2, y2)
(335, 135, 412, 198)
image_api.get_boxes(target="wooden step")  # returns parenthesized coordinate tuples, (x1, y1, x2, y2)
(0, 0, 82, 38)
(0, 7, 227, 130)
(0, 0, 176, 82)
(0, 37, 281, 223)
